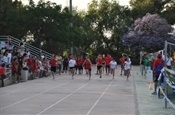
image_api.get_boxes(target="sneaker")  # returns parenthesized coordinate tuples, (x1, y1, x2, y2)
(100, 76, 102, 78)
(120, 74, 122, 76)
(52, 77, 55, 80)
(152, 92, 157, 95)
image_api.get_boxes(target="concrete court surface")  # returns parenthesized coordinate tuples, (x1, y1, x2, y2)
(0, 65, 174, 115)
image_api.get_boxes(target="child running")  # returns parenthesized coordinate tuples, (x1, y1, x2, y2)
(109, 58, 117, 79)
(68, 56, 76, 79)
(83, 56, 92, 80)
(124, 57, 132, 81)
(96, 55, 103, 78)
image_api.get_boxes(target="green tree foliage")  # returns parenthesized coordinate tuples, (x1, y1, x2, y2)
(130, 0, 175, 24)
(87, 0, 132, 56)
(0, 0, 28, 38)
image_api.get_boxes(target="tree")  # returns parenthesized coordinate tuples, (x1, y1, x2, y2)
(123, 13, 174, 52)
(0, 0, 28, 38)
(130, 0, 175, 24)
(87, 0, 132, 56)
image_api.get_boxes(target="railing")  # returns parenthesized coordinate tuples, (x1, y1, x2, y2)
(157, 68, 175, 111)
(0, 35, 52, 59)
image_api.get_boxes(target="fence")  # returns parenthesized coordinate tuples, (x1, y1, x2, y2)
(157, 68, 175, 110)
(0, 35, 53, 59)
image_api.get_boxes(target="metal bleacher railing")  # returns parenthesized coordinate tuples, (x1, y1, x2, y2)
(157, 68, 175, 111)
(0, 35, 52, 59)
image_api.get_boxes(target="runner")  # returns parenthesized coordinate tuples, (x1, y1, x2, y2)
(49, 55, 57, 79)
(105, 54, 113, 75)
(120, 54, 126, 76)
(77, 56, 84, 74)
(109, 58, 117, 79)
(96, 55, 103, 78)
(83, 56, 92, 80)
(69, 56, 76, 79)
(124, 57, 132, 81)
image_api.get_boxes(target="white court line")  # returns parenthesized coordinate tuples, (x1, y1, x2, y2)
(1, 83, 44, 96)
(0, 80, 71, 111)
(86, 80, 114, 115)
(36, 78, 97, 115)
(1, 77, 66, 96)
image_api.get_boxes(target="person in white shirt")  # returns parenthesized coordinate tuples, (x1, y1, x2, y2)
(69, 56, 76, 79)
(124, 57, 132, 81)
(7, 50, 12, 64)
(1, 53, 8, 65)
(165, 54, 173, 69)
(109, 59, 117, 79)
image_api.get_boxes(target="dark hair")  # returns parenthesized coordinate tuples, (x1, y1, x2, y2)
(1, 63, 5, 67)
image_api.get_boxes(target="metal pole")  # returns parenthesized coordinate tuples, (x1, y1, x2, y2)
(164, 41, 168, 108)
(70, 0, 73, 55)
(70, 0, 72, 14)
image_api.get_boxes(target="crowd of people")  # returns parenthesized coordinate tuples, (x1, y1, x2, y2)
(0, 37, 134, 87)
(140, 51, 174, 95)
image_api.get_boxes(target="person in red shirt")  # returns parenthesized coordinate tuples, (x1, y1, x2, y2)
(0, 63, 6, 87)
(120, 54, 126, 76)
(83, 56, 92, 80)
(31, 58, 38, 79)
(77, 56, 84, 74)
(105, 54, 113, 75)
(97, 55, 103, 78)
(50, 55, 57, 79)
(12, 58, 18, 83)
(152, 54, 165, 95)
(27, 56, 33, 74)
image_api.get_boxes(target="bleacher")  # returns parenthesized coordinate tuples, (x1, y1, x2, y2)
(0, 35, 53, 87)
(0, 35, 53, 59)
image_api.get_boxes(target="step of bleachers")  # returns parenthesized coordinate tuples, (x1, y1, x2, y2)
(0, 35, 52, 59)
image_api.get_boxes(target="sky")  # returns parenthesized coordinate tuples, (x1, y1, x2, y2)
(21, 0, 130, 10)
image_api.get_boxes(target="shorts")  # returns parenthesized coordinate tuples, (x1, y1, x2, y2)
(97, 65, 102, 70)
(51, 66, 56, 72)
(78, 66, 83, 70)
(86, 68, 91, 71)
(121, 65, 124, 69)
(106, 65, 110, 68)
(57, 64, 62, 70)
(153, 75, 159, 82)
(69, 67, 74, 69)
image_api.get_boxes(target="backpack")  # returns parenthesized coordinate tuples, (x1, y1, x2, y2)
(155, 61, 164, 74)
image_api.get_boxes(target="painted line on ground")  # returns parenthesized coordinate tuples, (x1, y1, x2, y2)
(0, 77, 67, 96)
(36, 78, 98, 115)
(0, 80, 71, 111)
(86, 80, 114, 115)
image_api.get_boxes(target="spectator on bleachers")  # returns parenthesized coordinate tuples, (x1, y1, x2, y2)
(17, 53, 23, 82)
(1, 47, 6, 56)
(1, 52, 8, 66)
(31, 57, 38, 79)
(0, 63, 6, 87)
(26, 49, 31, 58)
(7, 50, 12, 64)
(12, 58, 18, 83)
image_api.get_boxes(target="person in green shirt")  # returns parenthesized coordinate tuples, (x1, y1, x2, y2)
(144, 56, 151, 76)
